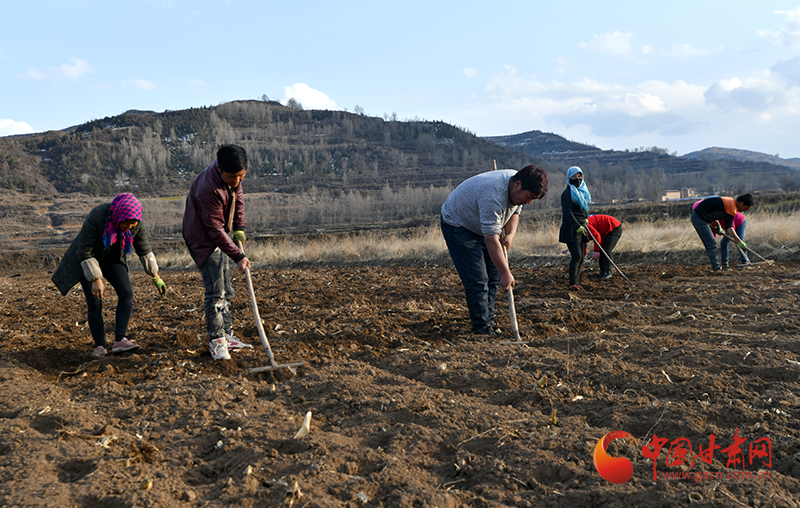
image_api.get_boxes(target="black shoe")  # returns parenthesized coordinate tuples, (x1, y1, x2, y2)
(486, 321, 502, 334)
(472, 325, 497, 337)
(600, 272, 612, 280)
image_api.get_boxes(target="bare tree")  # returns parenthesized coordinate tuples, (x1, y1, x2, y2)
(286, 98, 303, 111)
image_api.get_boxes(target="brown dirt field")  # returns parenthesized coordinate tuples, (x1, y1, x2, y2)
(1, 261, 799, 507)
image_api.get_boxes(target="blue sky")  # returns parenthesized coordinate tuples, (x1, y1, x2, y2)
(2, 1, 800, 158)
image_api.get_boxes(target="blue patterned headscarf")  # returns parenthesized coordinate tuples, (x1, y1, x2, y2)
(567, 166, 591, 213)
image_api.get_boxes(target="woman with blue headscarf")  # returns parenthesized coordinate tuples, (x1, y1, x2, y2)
(559, 166, 592, 290)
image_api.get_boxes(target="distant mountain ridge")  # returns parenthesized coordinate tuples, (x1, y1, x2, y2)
(486, 130, 800, 173)
(1, 104, 798, 202)
(484, 131, 600, 156)
(682, 147, 800, 171)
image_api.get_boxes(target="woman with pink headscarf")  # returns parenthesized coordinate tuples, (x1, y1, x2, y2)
(52, 193, 166, 356)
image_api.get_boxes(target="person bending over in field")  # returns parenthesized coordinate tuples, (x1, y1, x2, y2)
(690, 194, 753, 272)
(52, 193, 167, 357)
(586, 214, 623, 280)
(441, 165, 549, 337)
(692, 199, 749, 270)
(183, 144, 253, 361)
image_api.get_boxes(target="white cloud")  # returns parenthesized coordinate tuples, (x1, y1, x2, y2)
(0, 119, 35, 136)
(123, 79, 158, 91)
(17, 59, 91, 81)
(578, 30, 637, 57)
(704, 71, 800, 118)
(58, 58, 92, 81)
(481, 66, 708, 137)
(280, 83, 339, 110)
(463, 68, 479, 78)
(772, 56, 800, 85)
(664, 43, 719, 58)
(21, 67, 46, 80)
(552, 57, 571, 75)
(759, 7, 800, 46)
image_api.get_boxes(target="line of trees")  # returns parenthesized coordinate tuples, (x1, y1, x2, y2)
(3, 99, 798, 210)
(142, 182, 456, 236)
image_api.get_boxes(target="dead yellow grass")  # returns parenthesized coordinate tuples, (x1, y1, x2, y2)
(156, 211, 799, 268)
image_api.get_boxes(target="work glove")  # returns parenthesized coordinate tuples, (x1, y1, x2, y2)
(577, 226, 587, 236)
(737, 241, 747, 250)
(152, 276, 166, 295)
(233, 230, 246, 245)
(711, 224, 722, 235)
(592, 251, 600, 260)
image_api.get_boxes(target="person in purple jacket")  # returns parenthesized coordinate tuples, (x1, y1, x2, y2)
(183, 144, 253, 361)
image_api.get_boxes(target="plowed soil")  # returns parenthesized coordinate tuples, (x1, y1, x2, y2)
(1, 261, 799, 507)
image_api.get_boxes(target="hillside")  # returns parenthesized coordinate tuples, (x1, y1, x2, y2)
(486, 130, 800, 199)
(0, 101, 533, 198)
(2, 103, 799, 207)
(682, 147, 800, 171)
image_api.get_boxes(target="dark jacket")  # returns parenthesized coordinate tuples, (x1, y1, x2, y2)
(51, 203, 153, 296)
(559, 187, 589, 244)
(693, 196, 738, 230)
(182, 160, 246, 266)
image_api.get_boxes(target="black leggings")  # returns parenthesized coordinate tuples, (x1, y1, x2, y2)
(566, 241, 586, 285)
(598, 225, 623, 274)
(79, 262, 133, 347)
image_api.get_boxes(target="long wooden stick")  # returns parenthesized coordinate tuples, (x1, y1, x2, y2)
(236, 241, 304, 374)
(502, 244, 522, 343)
(493, 160, 524, 344)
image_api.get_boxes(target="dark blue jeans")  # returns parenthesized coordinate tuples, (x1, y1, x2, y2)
(691, 211, 720, 270)
(441, 219, 499, 332)
(79, 262, 133, 348)
(720, 221, 747, 263)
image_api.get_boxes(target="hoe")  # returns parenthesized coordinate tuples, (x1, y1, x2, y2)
(237, 241, 304, 374)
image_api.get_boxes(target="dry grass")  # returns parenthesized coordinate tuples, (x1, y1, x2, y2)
(155, 211, 800, 269)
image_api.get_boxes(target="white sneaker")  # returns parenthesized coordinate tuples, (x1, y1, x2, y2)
(225, 332, 254, 350)
(209, 337, 231, 361)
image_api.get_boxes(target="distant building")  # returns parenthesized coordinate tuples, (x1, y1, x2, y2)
(662, 188, 700, 201)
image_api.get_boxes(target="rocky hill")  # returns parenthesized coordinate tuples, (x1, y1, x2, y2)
(2, 103, 799, 204)
(486, 129, 800, 199)
(0, 101, 530, 198)
(682, 147, 800, 171)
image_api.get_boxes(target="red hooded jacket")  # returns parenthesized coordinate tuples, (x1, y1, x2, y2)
(587, 214, 622, 252)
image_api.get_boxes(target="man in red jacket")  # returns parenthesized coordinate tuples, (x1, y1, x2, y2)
(183, 144, 252, 361)
(586, 214, 623, 280)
